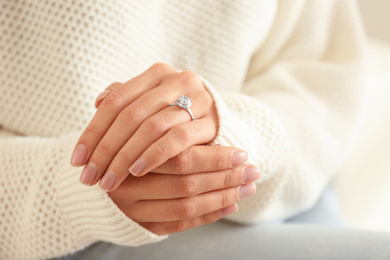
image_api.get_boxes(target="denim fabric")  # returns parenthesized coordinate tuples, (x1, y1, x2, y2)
(56, 189, 390, 260)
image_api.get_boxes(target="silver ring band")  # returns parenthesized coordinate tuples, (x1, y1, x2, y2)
(168, 104, 194, 120)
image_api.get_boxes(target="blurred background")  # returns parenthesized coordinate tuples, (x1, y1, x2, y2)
(333, 0, 390, 232)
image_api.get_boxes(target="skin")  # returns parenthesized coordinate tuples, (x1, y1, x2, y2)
(71, 63, 220, 191)
(108, 145, 259, 235)
(70, 63, 260, 234)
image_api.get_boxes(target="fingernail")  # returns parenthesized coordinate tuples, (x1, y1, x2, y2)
(239, 184, 256, 200)
(242, 166, 260, 184)
(80, 162, 98, 185)
(95, 90, 111, 106)
(219, 204, 238, 217)
(129, 158, 145, 176)
(100, 170, 116, 191)
(231, 150, 248, 167)
(71, 144, 87, 166)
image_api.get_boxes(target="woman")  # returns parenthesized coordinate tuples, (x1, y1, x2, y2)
(0, 0, 365, 259)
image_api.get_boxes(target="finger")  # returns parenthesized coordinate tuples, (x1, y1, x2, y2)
(88, 81, 209, 187)
(98, 96, 212, 191)
(129, 183, 256, 222)
(116, 164, 259, 200)
(128, 117, 218, 177)
(81, 70, 210, 187)
(82, 84, 188, 186)
(153, 145, 249, 174)
(70, 63, 177, 167)
(140, 204, 238, 235)
(95, 81, 127, 109)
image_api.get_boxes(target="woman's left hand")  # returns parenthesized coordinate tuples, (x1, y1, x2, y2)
(71, 63, 218, 191)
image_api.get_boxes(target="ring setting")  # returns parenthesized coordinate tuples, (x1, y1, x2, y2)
(169, 95, 194, 121)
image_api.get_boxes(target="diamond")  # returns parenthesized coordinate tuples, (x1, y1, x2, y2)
(176, 95, 192, 109)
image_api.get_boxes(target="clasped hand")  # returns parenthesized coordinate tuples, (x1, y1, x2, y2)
(70, 63, 259, 234)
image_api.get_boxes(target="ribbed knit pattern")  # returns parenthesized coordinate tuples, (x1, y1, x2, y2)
(0, 132, 164, 260)
(0, 0, 365, 258)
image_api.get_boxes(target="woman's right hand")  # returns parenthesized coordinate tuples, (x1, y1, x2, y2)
(108, 145, 259, 235)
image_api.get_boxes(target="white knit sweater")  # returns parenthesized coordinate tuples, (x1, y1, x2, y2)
(0, 0, 366, 259)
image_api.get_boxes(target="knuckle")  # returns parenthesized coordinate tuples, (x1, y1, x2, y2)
(116, 151, 133, 165)
(83, 126, 99, 140)
(150, 142, 171, 162)
(220, 191, 232, 208)
(118, 102, 145, 124)
(170, 221, 188, 233)
(223, 169, 234, 188)
(177, 70, 202, 87)
(176, 176, 199, 196)
(144, 115, 169, 134)
(149, 62, 176, 76)
(175, 199, 197, 219)
(95, 142, 113, 157)
(174, 126, 192, 146)
(198, 214, 212, 226)
(211, 151, 224, 169)
(211, 148, 233, 170)
(153, 142, 168, 160)
(173, 150, 192, 173)
(100, 91, 123, 110)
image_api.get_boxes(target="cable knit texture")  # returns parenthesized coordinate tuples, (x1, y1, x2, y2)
(0, 0, 365, 259)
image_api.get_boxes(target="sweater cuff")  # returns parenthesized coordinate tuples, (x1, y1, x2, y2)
(199, 75, 289, 182)
(56, 134, 166, 248)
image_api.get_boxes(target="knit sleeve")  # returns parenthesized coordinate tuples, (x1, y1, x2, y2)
(0, 129, 165, 260)
(202, 0, 366, 223)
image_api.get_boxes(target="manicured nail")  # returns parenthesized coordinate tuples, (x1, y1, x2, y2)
(71, 144, 87, 166)
(239, 183, 256, 200)
(95, 90, 111, 107)
(100, 170, 116, 191)
(242, 166, 260, 184)
(129, 158, 145, 176)
(231, 150, 248, 167)
(219, 204, 238, 217)
(79, 162, 98, 185)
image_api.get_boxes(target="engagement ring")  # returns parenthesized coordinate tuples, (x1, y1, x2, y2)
(168, 95, 194, 121)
